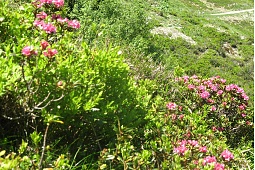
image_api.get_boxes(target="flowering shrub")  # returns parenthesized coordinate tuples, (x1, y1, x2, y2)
(175, 75, 253, 146)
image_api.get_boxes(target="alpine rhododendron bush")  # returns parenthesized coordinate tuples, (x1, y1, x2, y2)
(0, 0, 253, 169)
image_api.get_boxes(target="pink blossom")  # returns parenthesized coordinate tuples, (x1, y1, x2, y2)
(173, 145, 188, 156)
(203, 156, 217, 166)
(40, 40, 49, 50)
(52, 14, 62, 20)
(179, 114, 184, 120)
(225, 85, 232, 91)
(200, 91, 210, 99)
(193, 160, 199, 165)
(187, 140, 199, 147)
(239, 105, 246, 110)
(198, 85, 206, 91)
(212, 126, 217, 131)
(33, 20, 45, 29)
(221, 149, 234, 161)
(207, 99, 215, 104)
(191, 75, 198, 79)
(222, 102, 227, 107)
(199, 146, 207, 153)
(210, 106, 216, 111)
(217, 90, 223, 95)
(43, 48, 58, 58)
(22, 46, 37, 57)
(52, 0, 64, 8)
(188, 84, 195, 90)
(68, 20, 80, 29)
(22, 46, 32, 56)
(241, 113, 246, 117)
(236, 87, 244, 94)
(40, 0, 53, 4)
(210, 85, 218, 92)
(214, 163, 225, 170)
(178, 140, 187, 146)
(241, 93, 249, 101)
(57, 17, 68, 24)
(220, 79, 226, 84)
(166, 102, 178, 110)
(246, 121, 251, 125)
(42, 23, 56, 34)
(217, 127, 224, 131)
(36, 11, 47, 20)
(182, 76, 189, 83)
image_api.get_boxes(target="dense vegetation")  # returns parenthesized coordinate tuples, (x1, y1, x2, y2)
(0, 0, 253, 169)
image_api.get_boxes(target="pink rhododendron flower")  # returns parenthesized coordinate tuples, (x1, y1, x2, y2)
(42, 23, 56, 33)
(220, 79, 226, 84)
(214, 163, 225, 170)
(57, 17, 69, 24)
(166, 102, 178, 110)
(207, 99, 215, 104)
(68, 20, 80, 29)
(40, 40, 49, 50)
(173, 145, 188, 156)
(210, 106, 216, 111)
(179, 140, 187, 146)
(53, 0, 64, 8)
(40, 0, 53, 4)
(179, 114, 184, 120)
(222, 102, 227, 107)
(182, 76, 189, 83)
(210, 85, 218, 91)
(241, 93, 249, 101)
(36, 11, 47, 20)
(199, 146, 207, 153)
(241, 113, 246, 117)
(221, 149, 234, 161)
(33, 20, 45, 29)
(236, 87, 244, 93)
(212, 126, 217, 131)
(203, 156, 217, 165)
(239, 105, 245, 110)
(217, 127, 224, 131)
(200, 91, 210, 99)
(198, 85, 206, 91)
(52, 14, 62, 20)
(191, 75, 198, 79)
(188, 84, 195, 90)
(217, 90, 223, 95)
(43, 48, 58, 58)
(187, 140, 199, 147)
(22, 46, 37, 57)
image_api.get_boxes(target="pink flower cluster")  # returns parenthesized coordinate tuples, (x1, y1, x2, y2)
(43, 48, 58, 58)
(33, 0, 64, 8)
(221, 149, 234, 161)
(174, 139, 206, 156)
(177, 75, 250, 121)
(173, 140, 234, 169)
(68, 19, 80, 29)
(22, 46, 38, 57)
(166, 102, 178, 110)
(34, 20, 56, 34)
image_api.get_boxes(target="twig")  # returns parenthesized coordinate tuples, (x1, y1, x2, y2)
(38, 124, 50, 170)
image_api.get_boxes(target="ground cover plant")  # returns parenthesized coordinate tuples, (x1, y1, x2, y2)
(0, 0, 254, 169)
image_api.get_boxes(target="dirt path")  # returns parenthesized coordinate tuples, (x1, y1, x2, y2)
(210, 9, 254, 16)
